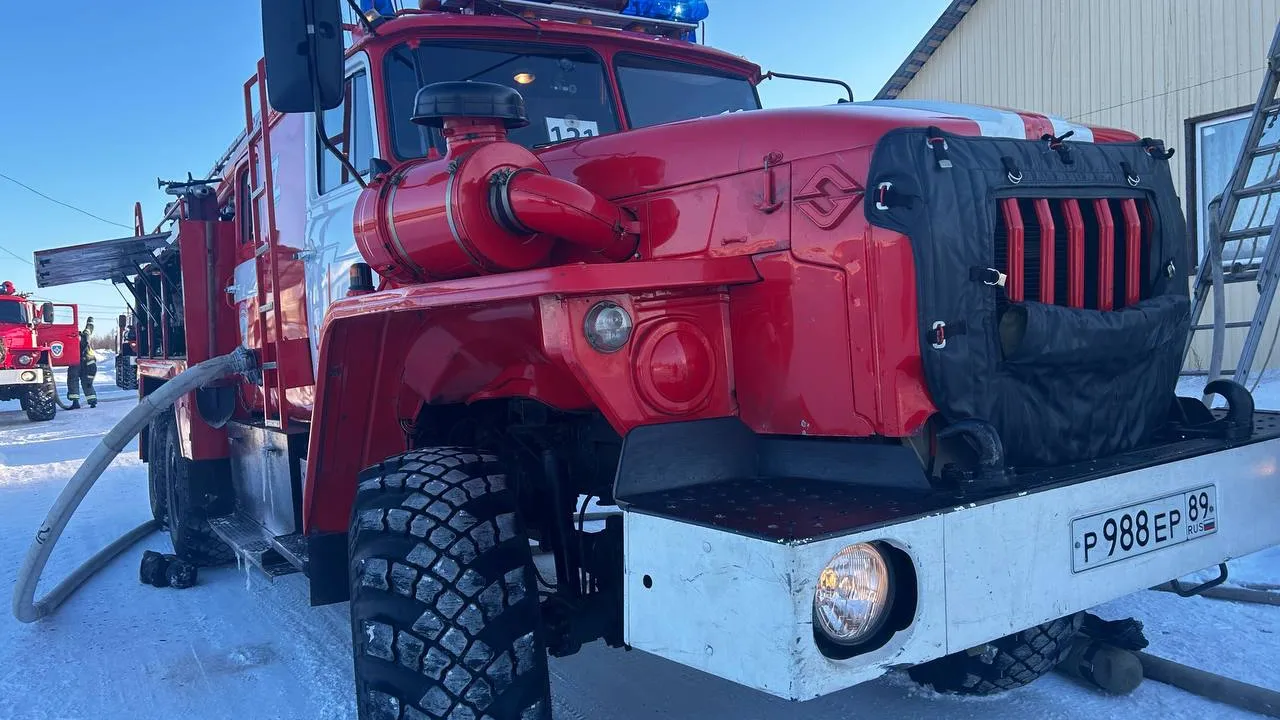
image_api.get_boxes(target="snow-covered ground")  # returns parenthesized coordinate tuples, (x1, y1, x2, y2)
(0, 357, 1276, 718)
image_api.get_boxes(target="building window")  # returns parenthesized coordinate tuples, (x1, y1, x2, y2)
(1190, 110, 1280, 267)
(318, 70, 374, 194)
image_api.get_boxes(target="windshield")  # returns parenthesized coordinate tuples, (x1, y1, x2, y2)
(615, 54, 760, 129)
(0, 300, 27, 325)
(385, 41, 620, 158)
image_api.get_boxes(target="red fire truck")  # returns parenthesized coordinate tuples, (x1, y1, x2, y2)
(0, 282, 79, 422)
(31, 1, 1280, 717)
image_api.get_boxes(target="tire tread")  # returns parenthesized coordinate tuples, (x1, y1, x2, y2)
(24, 372, 57, 422)
(351, 447, 550, 720)
(908, 614, 1082, 695)
(164, 415, 235, 566)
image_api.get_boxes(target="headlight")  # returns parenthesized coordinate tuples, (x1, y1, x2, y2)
(16, 354, 33, 366)
(19, 371, 36, 382)
(814, 543, 892, 645)
(584, 301, 633, 353)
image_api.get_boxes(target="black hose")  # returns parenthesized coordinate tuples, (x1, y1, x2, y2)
(48, 365, 73, 411)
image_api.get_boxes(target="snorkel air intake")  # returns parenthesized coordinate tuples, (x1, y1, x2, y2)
(354, 81, 639, 283)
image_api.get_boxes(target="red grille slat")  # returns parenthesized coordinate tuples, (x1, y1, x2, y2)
(1094, 199, 1115, 310)
(1001, 199, 1025, 302)
(1034, 199, 1056, 304)
(1121, 199, 1142, 306)
(1063, 199, 1086, 308)
(996, 196, 1150, 311)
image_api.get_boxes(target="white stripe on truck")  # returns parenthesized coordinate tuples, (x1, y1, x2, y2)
(856, 99, 1094, 142)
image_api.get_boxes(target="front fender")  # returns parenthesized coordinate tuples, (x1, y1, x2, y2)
(303, 257, 760, 534)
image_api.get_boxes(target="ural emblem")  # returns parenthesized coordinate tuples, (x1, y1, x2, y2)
(795, 165, 864, 229)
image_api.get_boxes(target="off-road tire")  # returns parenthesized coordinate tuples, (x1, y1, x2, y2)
(24, 372, 57, 422)
(162, 413, 235, 566)
(349, 447, 551, 720)
(147, 413, 171, 527)
(908, 613, 1083, 695)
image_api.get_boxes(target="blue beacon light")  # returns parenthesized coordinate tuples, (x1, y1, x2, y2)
(623, 1, 710, 24)
(360, 0, 397, 16)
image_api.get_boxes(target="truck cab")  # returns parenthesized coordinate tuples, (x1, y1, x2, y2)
(257, 5, 767, 390)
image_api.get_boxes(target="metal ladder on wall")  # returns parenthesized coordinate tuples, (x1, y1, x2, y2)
(1185, 20, 1280, 390)
(243, 58, 289, 429)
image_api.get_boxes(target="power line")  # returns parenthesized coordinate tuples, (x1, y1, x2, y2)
(0, 173, 138, 290)
(0, 244, 33, 265)
(0, 171, 133, 231)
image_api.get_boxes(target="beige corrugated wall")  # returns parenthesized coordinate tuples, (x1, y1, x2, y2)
(897, 0, 1280, 375)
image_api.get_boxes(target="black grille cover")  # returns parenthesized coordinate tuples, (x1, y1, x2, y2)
(866, 127, 1190, 467)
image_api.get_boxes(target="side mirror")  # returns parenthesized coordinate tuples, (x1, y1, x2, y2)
(369, 157, 393, 180)
(118, 313, 128, 330)
(260, 0, 345, 113)
(41, 302, 55, 324)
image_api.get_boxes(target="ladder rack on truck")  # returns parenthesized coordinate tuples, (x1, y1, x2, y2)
(243, 61, 290, 429)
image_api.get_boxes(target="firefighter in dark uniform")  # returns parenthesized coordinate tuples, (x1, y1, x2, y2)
(66, 317, 97, 409)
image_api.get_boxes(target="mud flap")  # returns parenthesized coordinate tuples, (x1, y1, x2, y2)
(866, 127, 1190, 467)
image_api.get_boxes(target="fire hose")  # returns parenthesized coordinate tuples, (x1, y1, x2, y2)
(48, 365, 74, 411)
(11, 347, 257, 624)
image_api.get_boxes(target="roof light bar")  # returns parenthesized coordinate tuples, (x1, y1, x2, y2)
(458, 0, 703, 39)
(623, 0, 708, 23)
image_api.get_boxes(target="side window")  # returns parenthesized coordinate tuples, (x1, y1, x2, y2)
(318, 70, 374, 194)
(237, 168, 254, 244)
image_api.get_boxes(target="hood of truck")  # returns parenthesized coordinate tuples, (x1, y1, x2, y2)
(534, 101, 1118, 201)
(0, 324, 35, 350)
(0, 324, 37, 369)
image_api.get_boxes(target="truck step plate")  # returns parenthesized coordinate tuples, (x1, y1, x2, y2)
(1071, 485, 1218, 572)
(208, 513, 302, 578)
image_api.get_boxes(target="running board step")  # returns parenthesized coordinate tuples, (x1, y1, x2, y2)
(208, 512, 306, 578)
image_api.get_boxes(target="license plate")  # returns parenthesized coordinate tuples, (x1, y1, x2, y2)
(1071, 485, 1218, 572)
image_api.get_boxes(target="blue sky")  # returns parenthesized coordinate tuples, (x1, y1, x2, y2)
(0, 1, 948, 320)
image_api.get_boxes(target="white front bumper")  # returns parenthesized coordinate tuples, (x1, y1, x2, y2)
(0, 367, 44, 386)
(623, 437, 1280, 700)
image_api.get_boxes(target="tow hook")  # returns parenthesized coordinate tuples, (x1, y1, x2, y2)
(1161, 563, 1229, 598)
(938, 419, 1010, 488)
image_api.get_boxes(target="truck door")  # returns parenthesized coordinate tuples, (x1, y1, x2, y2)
(302, 54, 377, 375)
(37, 303, 80, 367)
